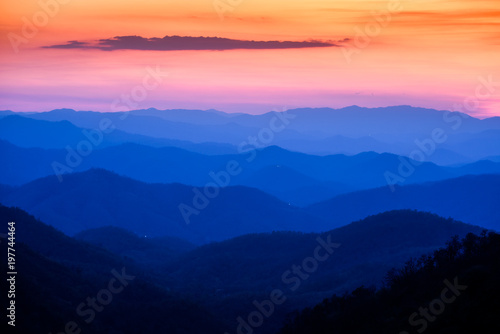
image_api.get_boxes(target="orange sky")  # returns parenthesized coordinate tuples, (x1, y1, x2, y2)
(0, 0, 499, 116)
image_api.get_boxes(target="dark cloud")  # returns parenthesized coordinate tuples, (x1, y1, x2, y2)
(44, 35, 342, 51)
(47, 40, 91, 49)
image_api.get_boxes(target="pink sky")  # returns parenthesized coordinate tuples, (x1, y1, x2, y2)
(1, 0, 499, 117)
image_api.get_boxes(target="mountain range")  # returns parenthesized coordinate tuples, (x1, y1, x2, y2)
(0, 205, 486, 334)
(1, 138, 500, 205)
(2, 105, 499, 333)
(1, 169, 498, 243)
(2, 106, 500, 164)
(307, 174, 500, 230)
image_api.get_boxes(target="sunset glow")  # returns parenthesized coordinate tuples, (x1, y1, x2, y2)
(1, 0, 499, 116)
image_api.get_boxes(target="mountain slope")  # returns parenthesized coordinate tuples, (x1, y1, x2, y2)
(165, 210, 484, 295)
(17, 106, 500, 162)
(238, 165, 356, 206)
(159, 210, 483, 334)
(75, 226, 195, 266)
(4, 138, 498, 193)
(278, 231, 500, 334)
(307, 174, 500, 230)
(69, 208, 484, 334)
(0, 204, 226, 334)
(22, 108, 304, 144)
(0, 114, 236, 153)
(25, 106, 500, 137)
(0, 169, 322, 243)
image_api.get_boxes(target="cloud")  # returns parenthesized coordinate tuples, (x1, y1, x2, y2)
(47, 40, 91, 49)
(44, 35, 343, 51)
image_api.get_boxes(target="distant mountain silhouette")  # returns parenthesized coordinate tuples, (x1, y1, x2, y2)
(16, 106, 500, 163)
(3, 105, 498, 334)
(482, 155, 500, 163)
(265, 106, 500, 137)
(307, 174, 500, 230)
(0, 115, 93, 149)
(0, 140, 68, 185)
(2, 140, 498, 205)
(21, 106, 500, 136)
(238, 165, 356, 206)
(17, 108, 304, 145)
(1, 168, 499, 243)
(0, 114, 236, 153)
(0, 109, 14, 116)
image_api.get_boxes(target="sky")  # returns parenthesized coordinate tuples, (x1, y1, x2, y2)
(0, 0, 499, 117)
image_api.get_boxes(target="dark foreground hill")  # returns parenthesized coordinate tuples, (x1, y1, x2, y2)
(0, 205, 226, 334)
(163, 210, 484, 296)
(0, 205, 487, 334)
(77, 209, 485, 334)
(75, 226, 196, 267)
(278, 231, 500, 334)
